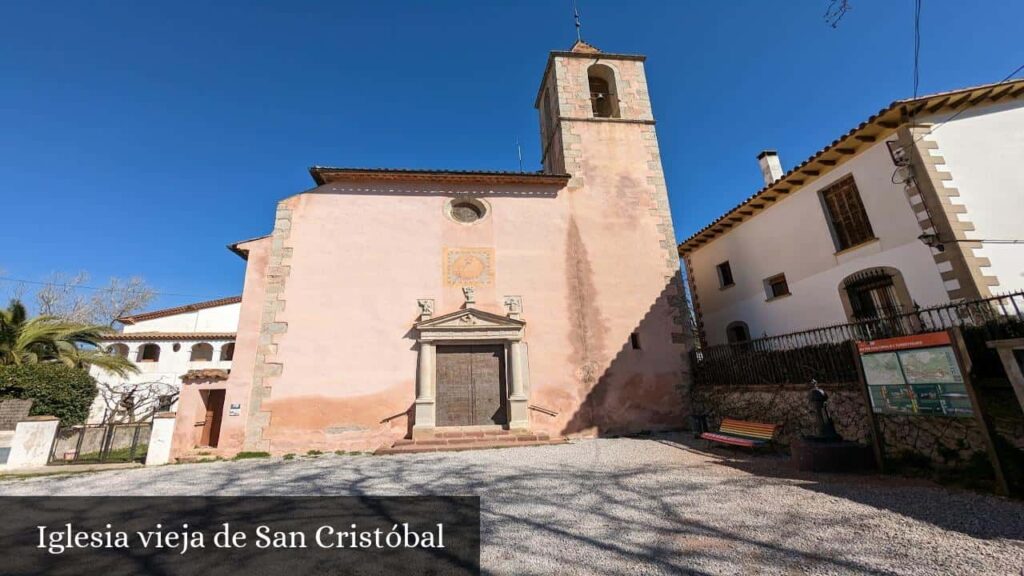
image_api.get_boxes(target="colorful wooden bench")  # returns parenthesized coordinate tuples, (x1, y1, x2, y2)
(700, 418, 780, 450)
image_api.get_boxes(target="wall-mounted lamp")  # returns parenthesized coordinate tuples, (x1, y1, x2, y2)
(886, 141, 910, 167)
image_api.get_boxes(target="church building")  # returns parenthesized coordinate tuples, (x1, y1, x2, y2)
(170, 40, 691, 457)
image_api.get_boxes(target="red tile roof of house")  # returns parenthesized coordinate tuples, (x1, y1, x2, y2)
(116, 296, 242, 325)
(678, 78, 1024, 254)
(98, 332, 236, 341)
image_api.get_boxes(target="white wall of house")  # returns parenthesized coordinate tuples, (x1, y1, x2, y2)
(122, 302, 241, 334)
(922, 99, 1024, 293)
(86, 303, 239, 423)
(688, 139, 950, 345)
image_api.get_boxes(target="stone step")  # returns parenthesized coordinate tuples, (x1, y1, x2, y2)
(376, 436, 566, 455)
(411, 426, 514, 440)
(394, 432, 551, 447)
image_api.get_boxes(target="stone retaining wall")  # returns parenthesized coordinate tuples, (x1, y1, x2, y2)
(0, 399, 33, 431)
(876, 413, 987, 469)
(692, 383, 871, 446)
(691, 383, 991, 470)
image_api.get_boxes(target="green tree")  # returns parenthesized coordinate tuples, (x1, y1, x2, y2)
(0, 300, 137, 377)
(0, 364, 99, 425)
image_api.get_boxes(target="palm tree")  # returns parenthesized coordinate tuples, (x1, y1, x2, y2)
(0, 300, 138, 377)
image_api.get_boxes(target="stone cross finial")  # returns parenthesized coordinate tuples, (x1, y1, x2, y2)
(462, 287, 476, 305)
(416, 299, 434, 320)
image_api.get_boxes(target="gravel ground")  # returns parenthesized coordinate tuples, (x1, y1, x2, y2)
(2, 434, 1022, 575)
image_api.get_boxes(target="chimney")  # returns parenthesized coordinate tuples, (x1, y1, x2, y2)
(757, 150, 784, 187)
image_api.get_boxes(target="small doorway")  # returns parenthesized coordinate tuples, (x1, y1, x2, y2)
(435, 345, 508, 427)
(197, 390, 226, 448)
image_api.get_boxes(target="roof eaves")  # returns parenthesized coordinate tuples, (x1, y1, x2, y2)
(99, 332, 237, 341)
(117, 296, 243, 325)
(678, 78, 1024, 255)
(227, 234, 271, 261)
(308, 166, 571, 186)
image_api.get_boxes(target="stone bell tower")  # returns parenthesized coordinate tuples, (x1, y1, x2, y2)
(534, 39, 691, 434)
(534, 39, 675, 269)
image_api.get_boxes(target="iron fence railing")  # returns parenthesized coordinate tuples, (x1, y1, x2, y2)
(48, 422, 151, 465)
(692, 291, 1024, 386)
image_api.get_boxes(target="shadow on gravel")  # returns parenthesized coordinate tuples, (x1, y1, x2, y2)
(7, 438, 1022, 575)
(109, 449, 959, 575)
(659, 436, 1024, 542)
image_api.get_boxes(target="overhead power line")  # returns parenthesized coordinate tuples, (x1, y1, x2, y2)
(911, 60, 1024, 146)
(0, 276, 203, 299)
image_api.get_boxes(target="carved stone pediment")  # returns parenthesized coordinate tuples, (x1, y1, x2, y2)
(414, 307, 525, 342)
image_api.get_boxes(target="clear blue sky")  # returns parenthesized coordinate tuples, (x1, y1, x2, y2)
(2, 1, 1022, 311)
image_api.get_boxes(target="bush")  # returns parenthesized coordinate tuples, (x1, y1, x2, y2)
(0, 364, 98, 425)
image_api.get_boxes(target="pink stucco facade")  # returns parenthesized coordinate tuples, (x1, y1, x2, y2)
(171, 236, 267, 456)
(171, 42, 692, 458)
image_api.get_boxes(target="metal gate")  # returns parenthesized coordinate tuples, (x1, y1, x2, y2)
(48, 422, 151, 465)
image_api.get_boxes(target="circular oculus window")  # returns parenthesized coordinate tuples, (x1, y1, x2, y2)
(445, 198, 488, 224)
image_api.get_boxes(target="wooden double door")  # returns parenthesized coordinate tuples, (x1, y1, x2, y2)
(436, 345, 508, 427)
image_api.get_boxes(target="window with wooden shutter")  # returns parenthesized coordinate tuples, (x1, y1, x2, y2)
(764, 273, 790, 300)
(821, 175, 875, 251)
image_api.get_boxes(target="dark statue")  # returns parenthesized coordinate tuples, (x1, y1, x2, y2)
(807, 380, 841, 442)
(793, 380, 874, 472)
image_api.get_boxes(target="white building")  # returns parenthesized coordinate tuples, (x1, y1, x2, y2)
(88, 296, 240, 423)
(680, 79, 1024, 346)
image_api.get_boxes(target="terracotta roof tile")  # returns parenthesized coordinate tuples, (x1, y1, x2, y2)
(182, 369, 230, 382)
(99, 332, 236, 342)
(570, 39, 601, 54)
(228, 235, 270, 261)
(117, 296, 242, 325)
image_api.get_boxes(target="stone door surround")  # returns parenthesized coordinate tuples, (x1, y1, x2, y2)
(413, 307, 528, 431)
